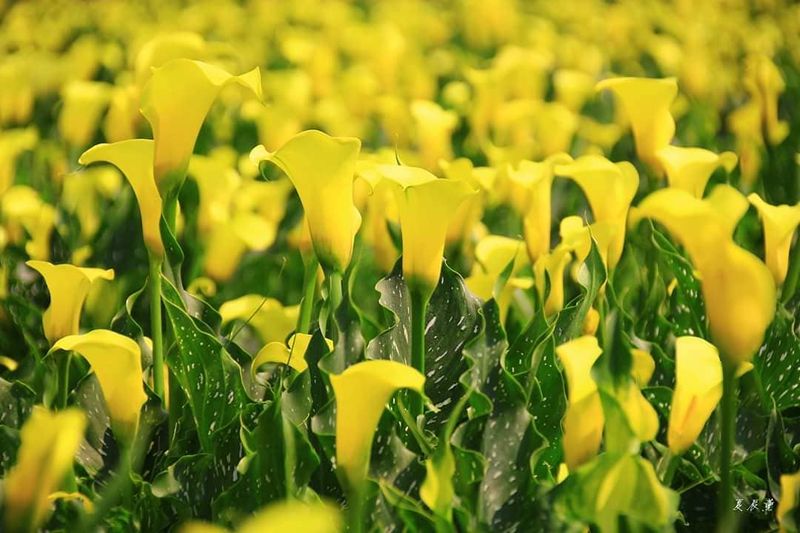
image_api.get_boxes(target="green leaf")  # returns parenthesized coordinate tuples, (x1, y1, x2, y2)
(161, 275, 247, 453)
(755, 312, 800, 411)
(367, 260, 482, 430)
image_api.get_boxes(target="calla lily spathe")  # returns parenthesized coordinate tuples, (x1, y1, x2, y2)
(375, 164, 477, 299)
(79, 139, 164, 257)
(507, 153, 572, 262)
(556, 155, 639, 268)
(779, 470, 800, 533)
(465, 234, 532, 318)
(656, 146, 738, 197)
(632, 186, 776, 363)
(534, 245, 572, 315)
(747, 193, 800, 285)
(58, 81, 110, 148)
(0, 127, 38, 195)
(596, 77, 678, 168)
(668, 336, 752, 454)
(141, 59, 262, 194)
(252, 333, 333, 375)
(556, 336, 604, 470)
(51, 329, 146, 443)
(3, 407, 87, 533)
(27, 260, 114, 344)
(182, 499, 342, 533)
(219, 295, 299, 346)
(250, 130, 362, 273)
(331, 360, 425, 487)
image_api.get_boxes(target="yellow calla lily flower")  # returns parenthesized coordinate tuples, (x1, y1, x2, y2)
(26, 260, 114, 344)
(180, 499, 341, 533)
(633, 186, 776, 363)
(219, 295, 299, 346)
(51, 329, 146, 442)
(375, 164, 477, 299)
(507, 154, 573, 262)
(556, 155, 639, 268)
(747, 193, 800, 285)
(252, 333, 333, 375)
(0, 127, 38, 195)
(630, 349, 655, 387)
(559, 216, 617, 273)
(134, 31, 207, 86)
(141, 59, 262, 192)
(778, 470, 800, 533)
(656, 146, 738, 197)
(556, 336, 604, 470)
(617, 380, 659, 443)
(465, 234, 531, 319)
(596, 77, 678, 168)
(3, 407, 86, 533)
(411, 100, 458, 171)
(330, 360, 425, 487)
(79, 139, 164, 257)
(744, 54, 789, 146)
(203, 213, 278, 282)
(668, 336, 752, 454)
(534, 245, 572, 315)
(250, 130, 361, 272)
(57, 81, 110, 148)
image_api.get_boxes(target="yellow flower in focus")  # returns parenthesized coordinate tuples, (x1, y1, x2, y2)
(331, 360, 425, 488)
(252, 333, 333, 375)
(779, 470, 800, 533)
(668, 336, 752, 455)
(219, 295, 299, 346)
(556, 336, 604, 470)
(57, 81, 110, 148)
(633, 186, 776, 364)
(51, 330, 147, 443)
(596, 77, 678, 168)
(375, 164, 477, 299)
(250, 130, 361, 273)
(656, 146, 738, 197)
(2, 407, 86, 533)
(141, 59, 262, 193)
(27, 260, 114, 344)
(556, 155, 639, 268)
(80, 139, 164, 257)
(747, 193, 800, 286)
(507, 153, 573, 263)
(534, 245, 572, 316)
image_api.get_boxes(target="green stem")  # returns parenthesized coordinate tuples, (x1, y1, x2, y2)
(149, 255, 165, 401)
(409, 289, 428, 419)
(347, 485, 366, 533)
(297, 255, 319, 334)
(79, 444, 133, 531)
(658, 450, 679, 486)
(782, 239, 800, 304)
(57, 352, 72, 409)
(717, 362, 738, 533)
(326, 270, 343, 339)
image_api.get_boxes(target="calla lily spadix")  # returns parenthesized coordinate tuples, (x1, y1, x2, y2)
(331, 360, 425, 488)
(667, 336, 753, 455)
(506, 153, 572, 263)
(141, 58, 262, 195)
(26, 260, 114, 344)
(50, 329, 147, 443)
(632, 186, 776, 364)
(747, 193, 800, 285)
(374, 164, 478, 300)
(2, 407, 87, 533)
(656, 146, 738, 198)
(250, 130, 362, 273)
(556, 155, 639, 269)
(79, 139, 164, 257)
(595, 77, 678, 168)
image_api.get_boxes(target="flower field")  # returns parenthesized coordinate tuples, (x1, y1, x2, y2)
(1, 0, 800, 531)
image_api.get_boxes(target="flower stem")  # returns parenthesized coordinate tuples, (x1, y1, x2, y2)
(326, 270, 343, 339)
(782, 239, 800, 304)
(56, 351, 72, 409)
(297, 255, 319, 334)
(409, 288, 428, 418)
(149, 255, 165, 401)
(657, 449, 679, 485)
(717, 362, 738, 533)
